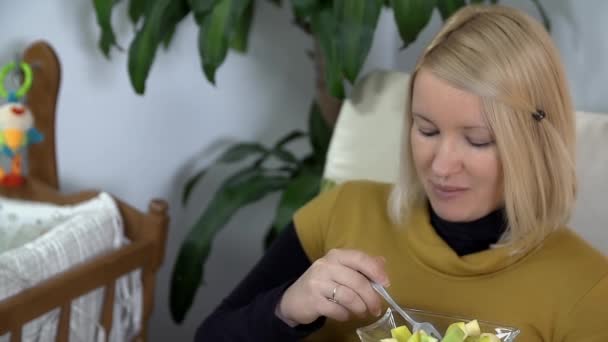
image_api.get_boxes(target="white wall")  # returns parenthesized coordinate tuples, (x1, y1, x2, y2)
(0, 0, 605, 341)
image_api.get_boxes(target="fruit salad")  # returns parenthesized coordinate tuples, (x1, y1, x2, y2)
(379, 320, 501, 342)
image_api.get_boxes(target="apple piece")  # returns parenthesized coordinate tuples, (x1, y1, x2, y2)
(441, 322, 467, 342)
(464, 320, 480, 337)
(463, 337, 481, 342)
(479, 333, 501, 342)
(406, 331, 423, 342)
(391, 325, 413, 342)
(420, 334, 439, 342)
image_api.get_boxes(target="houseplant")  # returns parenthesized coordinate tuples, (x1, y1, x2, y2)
(92, 0, 549, 323)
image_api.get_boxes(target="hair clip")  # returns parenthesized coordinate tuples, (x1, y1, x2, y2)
(532, 109, 546, 122)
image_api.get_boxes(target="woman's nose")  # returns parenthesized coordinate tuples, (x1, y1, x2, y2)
(431, 139, 463, 177)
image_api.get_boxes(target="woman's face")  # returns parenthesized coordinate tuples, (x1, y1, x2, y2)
(410, 69, 503, 222)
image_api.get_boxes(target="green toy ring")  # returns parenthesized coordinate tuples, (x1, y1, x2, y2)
(0, 62, 33, 99)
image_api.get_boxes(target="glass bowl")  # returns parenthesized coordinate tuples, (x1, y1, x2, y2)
(357, 307, 520, 342)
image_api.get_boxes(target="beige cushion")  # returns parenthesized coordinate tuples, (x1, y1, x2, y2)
(324, 69, 608, 254)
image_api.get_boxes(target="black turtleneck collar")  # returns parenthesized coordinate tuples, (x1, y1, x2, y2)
(428, 202, 507, 256)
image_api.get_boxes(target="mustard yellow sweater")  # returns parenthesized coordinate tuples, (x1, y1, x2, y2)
(294, 181, 608, 342)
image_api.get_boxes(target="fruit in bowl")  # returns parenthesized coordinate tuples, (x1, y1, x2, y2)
(356, 307, 520, 342)
(379, 320, 500, 342)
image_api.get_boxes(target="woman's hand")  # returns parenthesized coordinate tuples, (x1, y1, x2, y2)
(275, 248, 390, 326)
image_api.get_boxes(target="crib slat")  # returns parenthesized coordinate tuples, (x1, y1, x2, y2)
(10, 328, 21, 342)
(56, 302, 71, 342)
(101, 281, 116, 338)
(0, 241, 153, 335)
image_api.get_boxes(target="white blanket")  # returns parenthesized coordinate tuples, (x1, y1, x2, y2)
(0, 193, 142, 342)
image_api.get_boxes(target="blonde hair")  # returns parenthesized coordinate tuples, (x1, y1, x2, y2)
(389, 5, 576, 252)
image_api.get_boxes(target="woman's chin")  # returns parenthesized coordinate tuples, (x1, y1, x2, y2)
(428, 200, 475, 222)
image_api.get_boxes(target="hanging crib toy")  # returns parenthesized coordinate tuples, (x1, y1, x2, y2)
(0, 60, 43, 187)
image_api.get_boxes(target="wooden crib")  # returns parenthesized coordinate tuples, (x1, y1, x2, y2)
(0, 41, 169, 341)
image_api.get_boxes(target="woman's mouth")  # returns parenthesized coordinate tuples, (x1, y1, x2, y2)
(430, 182, 468, 200)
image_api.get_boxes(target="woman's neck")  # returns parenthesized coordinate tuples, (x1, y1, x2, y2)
(428, 203, 507, 256)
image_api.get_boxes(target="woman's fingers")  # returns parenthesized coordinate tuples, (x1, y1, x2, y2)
(324, 263, 383, 316)
(325, 249, 390, 286)
(313, 250, 386, 316)
(321, 283, 368, 318)
(316, 291, 351, 321)
(276, 248, 389, 326)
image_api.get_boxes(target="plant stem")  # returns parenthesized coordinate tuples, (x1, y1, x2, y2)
(293, 17, 312, 35)
(312, 38, 342, 128)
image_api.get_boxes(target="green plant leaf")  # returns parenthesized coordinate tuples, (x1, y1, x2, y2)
(182, 143, 269, 206)
(530, 0, 550, 31)
(181, 142, 268, 206)
(230, 0, 255, 52)
(189, 0, 219, 15)
(233, 132, 305, 171)
(197, 0, 251, 83)
(311, 8, 344, 98)
(308, 101, 332, 161)
(128, 0, 190, 93)
(253, 147, 300, 169)
(128, 0, 167, 94)
(160, 0, 191, 46)
(128, 0, 147, 25)
(469, 0, 485, 3)
(290, 0, 319, 19)
(334, 0, 383, 83)
(270, 148, 299, 165)
(93, 0, 118, 57)
(437, 0, 466, 21)
(163, 25, 177, 49)
(266, 165, 322, 248)
(275, 130, 307, 149)
(170, 166, 290, 323)
(190, 0, 219, 25)
(391, 0, 436, 49)
(182, 169, 208, 206)
(219, 142, 268, 162)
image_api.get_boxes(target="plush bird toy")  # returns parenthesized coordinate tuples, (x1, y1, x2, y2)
(0, 61, 43, 187)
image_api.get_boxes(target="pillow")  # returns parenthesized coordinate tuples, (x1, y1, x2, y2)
(0, 193, 122, 254)
(322, 70, 408, 190)
(570, 111, 608, 253)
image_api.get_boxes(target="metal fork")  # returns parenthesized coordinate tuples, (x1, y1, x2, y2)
(371, 282, 443, 339)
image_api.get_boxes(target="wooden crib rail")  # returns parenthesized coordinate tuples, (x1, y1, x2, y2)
(0, 179, 169, 341)
(0, 241, 152, 338)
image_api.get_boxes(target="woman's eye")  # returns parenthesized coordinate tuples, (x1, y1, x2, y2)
(468, 139, 494, 148)
(419, 129, 438, 137)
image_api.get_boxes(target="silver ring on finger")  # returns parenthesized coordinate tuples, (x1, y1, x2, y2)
(327, 285, 339, 304)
